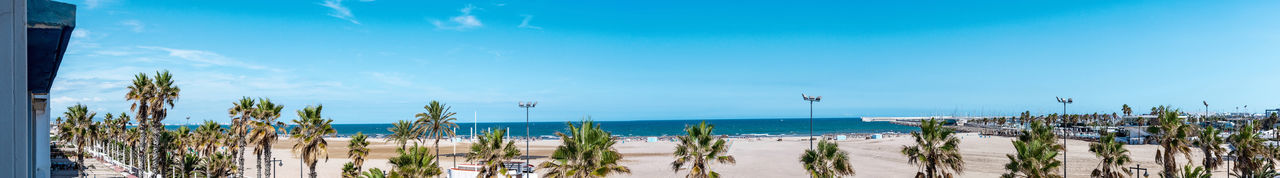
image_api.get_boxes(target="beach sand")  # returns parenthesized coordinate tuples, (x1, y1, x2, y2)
(242, 133, 1228, 178)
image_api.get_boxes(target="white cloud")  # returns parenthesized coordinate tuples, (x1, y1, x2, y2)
(137, 46, 280, 72)
(431, 4, 483, 31)
(121, 20, 144, 32)
(321, 0, 361, 24)
(72, 29, 90, 38)
(52, 96, 106, 104)
(84, 0, 104, 9)
(367, 72, 412, 87)
(518, 15, 541, 30)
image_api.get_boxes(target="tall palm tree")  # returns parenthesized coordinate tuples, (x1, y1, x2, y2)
(389, 144, 442, 177)
(149, 70, 181, 177)
(61, 104, 96, 175)
(1228, 121, 1269, 176)
(290, 105, 337, 178)
(124, 73, 154, 174)
(348, 132, 370, 173)
(1148, 107, 1192, 178)
(539, 120, 631, 178)
(414, 100, 458, 166)
(1002, 120, 1062, 178)
(1194, 125, 1225, 172)
(671, 122, 736, 178)
(387, 120, 416, 150)
(901, 118, 963, 178)
(1088, 132, 1130, 178)
(802, 140, 855, 178)
(468, 128, 521, 178)
(228, 97, 254, 177)
(249, 98, 284, 178)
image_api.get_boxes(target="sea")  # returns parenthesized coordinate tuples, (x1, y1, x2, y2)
(165, 117, 918, 138)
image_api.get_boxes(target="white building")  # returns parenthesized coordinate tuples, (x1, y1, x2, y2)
(2, 0, 75, 177)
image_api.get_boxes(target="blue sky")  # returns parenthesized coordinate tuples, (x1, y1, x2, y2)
(51, 0, 1280, 124)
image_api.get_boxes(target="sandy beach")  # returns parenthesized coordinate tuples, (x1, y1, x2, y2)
(240, 132, 1229, 178)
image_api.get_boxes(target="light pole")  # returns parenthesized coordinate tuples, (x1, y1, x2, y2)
(802, 94, 821, 150)
(519, 101, 537, 176)
(1127, 164, 1149, 178)
(269, 159, 282, 178)
(1056, 96, 1072, 177)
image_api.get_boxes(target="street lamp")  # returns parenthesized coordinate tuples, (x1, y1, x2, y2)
(1056, 96, 1072, 177)
(802, 94, 821, 150)
(519, 101, 537, 176)
(269, 159, 283, 178)
(1127, 164, 1149, 178)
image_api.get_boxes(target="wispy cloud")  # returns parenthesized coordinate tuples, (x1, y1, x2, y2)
(518, 15, 541, 30)
(83, 0, 105, 9)
(72, 29, 91, 38)
(431, 4, 482, 31)
(321, 0, 361, 24)
(366, 72, 413, 87)
(120, 20, 144, 32)
(137, 46, 281, 72)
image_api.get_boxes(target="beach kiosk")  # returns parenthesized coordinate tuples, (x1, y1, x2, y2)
(449, 162, 538, 178)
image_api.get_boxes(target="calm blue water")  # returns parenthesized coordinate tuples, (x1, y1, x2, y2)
(166, 117, 917, 137)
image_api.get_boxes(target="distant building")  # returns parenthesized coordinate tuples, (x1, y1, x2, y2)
(2, 0, 75, 177)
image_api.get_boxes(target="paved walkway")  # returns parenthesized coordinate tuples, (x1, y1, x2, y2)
(52, 147, 131, 178)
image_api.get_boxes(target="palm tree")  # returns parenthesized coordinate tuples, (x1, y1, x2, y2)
(61, 104, 96, 175)
(389, 144, 442, 177)
(342, 163, 361, 178)
(802, 140, 855, 178)
(348, 132, 371, 174)
(290, 105, 336, 178)
(173, 153, 200, 178)
(901, 118, 963, 178)
(362, 168, 388, 178)
(539, 120, 631, 178)
(125, 73, 154, 173)
(1181, 165, 1210, 178)
(1194, 125, 1225, 172)
(387, 120, 416, 150)
(1088, 132, 1130, 178)
(1228, 121, 1269, 176)
(468, 128, 521, 178)
(149, 70, 181, 177)
(1121, 104, 1132, 116)
(249, 98, 284, 178)
(414, 100, 459, 167)
(1148, 107, 1192, 177)
(671, 122, 736, 178)
(228, 97, 254, 177)
(1002, 120, 1062, 178)
(204, 152, 236, 178)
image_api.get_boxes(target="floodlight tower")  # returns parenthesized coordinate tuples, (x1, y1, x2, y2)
(803, 94, 822, 150)
(518, 101, 537, 176)
(1056, 96, 1073, 178)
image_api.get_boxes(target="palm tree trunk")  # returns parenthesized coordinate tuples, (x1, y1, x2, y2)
(256, 152, 263, 178)
(309, 162, 318, 178)
(265, 147, 273, 178)
(434, 138, 442, 166)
